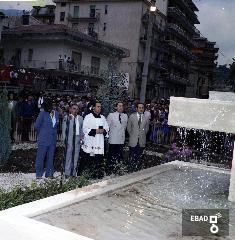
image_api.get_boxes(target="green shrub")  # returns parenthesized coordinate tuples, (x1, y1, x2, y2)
(0, 176, 89, 211)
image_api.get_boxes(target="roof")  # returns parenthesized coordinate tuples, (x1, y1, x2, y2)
(53, 0, 154, 6)
(2, 24, 130, 58)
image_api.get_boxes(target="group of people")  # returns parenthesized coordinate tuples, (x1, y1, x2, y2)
(7, 66, 90, 93)
(34, 99, 150, 179)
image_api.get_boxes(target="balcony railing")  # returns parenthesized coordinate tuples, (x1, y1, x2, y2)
(168, 7, 195, 34)
(167, 74, 188, 85)
(22, 60, 105, 78)
(67, 13, 99, 22)
(166, 40, 195, 59)
(167, 23, 195, 46)
(169, 59, 190, 72)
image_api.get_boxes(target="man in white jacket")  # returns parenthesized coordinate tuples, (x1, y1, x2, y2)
(106, 102, 128, 174)
(82, 101, 109, 178)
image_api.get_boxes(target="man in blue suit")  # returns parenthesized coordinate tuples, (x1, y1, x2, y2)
(35, 99, 59, 178)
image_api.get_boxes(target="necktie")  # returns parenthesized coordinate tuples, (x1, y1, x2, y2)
(119, 113, 122, 124)
(138, 113, 141, 127)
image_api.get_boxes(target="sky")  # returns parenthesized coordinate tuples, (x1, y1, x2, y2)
(194, 0, 235, 66)
(0, 0, 234, 65)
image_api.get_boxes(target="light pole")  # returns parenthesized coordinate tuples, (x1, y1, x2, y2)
(139, 6, 157, 103)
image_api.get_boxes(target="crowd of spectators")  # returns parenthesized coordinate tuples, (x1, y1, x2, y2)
(5, 67, 90, 93)
(7, 91, 172, 144)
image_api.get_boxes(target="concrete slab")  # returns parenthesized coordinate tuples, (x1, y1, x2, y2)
(209, 91, 235, 102)
(168, 97, 235, 134)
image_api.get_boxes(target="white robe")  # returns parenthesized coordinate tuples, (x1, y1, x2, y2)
(82, 113, 109, 155)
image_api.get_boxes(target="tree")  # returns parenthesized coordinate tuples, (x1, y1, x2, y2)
(0, 89, 11, 166)
(96, 62, 127, 116)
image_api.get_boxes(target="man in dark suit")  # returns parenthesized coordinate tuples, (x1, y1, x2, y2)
(35, 99, 59, 178)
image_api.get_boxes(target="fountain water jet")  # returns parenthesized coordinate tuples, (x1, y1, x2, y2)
(168, 92, 235, 202)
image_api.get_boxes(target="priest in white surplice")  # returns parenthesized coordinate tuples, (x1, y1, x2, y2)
(82, 101, 109, 178)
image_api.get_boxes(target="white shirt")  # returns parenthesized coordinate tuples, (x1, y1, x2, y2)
(8, 101, 14, 111)
(69, 114, 80, 136)
(137, 112, 143, 122)
(50, 111, 56, 127)
(38, 97, 44, 109)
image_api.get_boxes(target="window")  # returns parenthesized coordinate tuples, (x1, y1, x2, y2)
(105, 5, 108, 14)
(60, 12, 65, 21)
(90, 5, 96, 18)
(61, 3, 66, 7)
(103, 23, 107, 31)
(74, 6, 79, 18)
(28, 49, 33, 61)
(91, 56, 100, 75)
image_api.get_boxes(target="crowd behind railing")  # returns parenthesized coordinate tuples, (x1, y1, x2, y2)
(1, 65, 90, 93)
(8, 91, 175, 145)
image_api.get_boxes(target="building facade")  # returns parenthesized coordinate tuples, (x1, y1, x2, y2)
(164, 0, 200, 98)
(189, 34, 219, 98)
(1, 24, 128, 93)
(53, 0, 168, 99)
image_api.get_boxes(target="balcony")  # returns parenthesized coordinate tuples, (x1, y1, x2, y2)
(172, 0, 199, 24)
(67, 13, 99, 23)
(138, 58, 168, 71)
(167, 23, 195, 47)
(169, 59, 190, 72)
(140, 36, 169, 53)
(166, 74, 188, 85)
(196, 60, 217, 68)
(22, 60, 105, 78)
(168, 7, 195, 34)
(166, 40, 195, 60)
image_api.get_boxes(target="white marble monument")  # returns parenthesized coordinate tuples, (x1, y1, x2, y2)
(168, 92, 235, 202)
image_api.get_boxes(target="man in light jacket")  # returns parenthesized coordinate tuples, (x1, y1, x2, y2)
(127, 103, 149, 172)
(106, 101, 128, 174)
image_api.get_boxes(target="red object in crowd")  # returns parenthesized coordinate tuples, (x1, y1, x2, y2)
(19, 72, 33, 86)
(0, 66, 11, 83)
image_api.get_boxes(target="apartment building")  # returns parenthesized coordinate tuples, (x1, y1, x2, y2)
(190, 34, 219, 98)
(164, 0, 199, 98)
(53, 0, 168, 99)
(1, 24, 128, 92)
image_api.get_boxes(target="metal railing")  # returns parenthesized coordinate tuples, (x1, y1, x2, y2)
(12, 117, 177, 146)
(150, 123, 176, 145)
(167, 23, 195, 46)
(13, 117, 63, 143)
(168, 7, 195, 33)
(22, 60, 106, 78)
(167, 74, 188, 85)
(166, 40, 194, 59)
